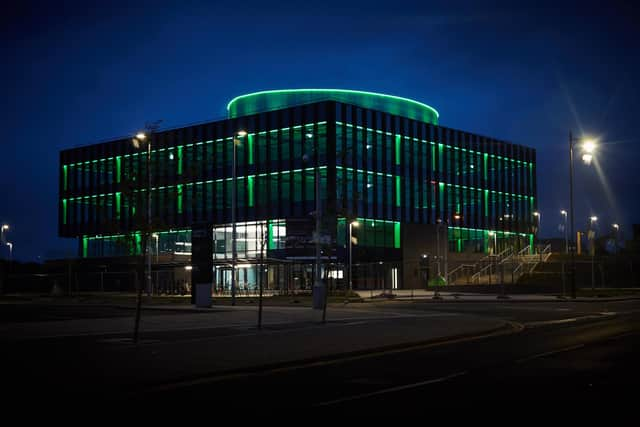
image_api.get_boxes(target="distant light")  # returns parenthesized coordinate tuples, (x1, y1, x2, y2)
(352, 221, 360, 227)
(136, 133, 146, 140)
(582, 140, 597, 154)
(367, 183, 373, 188)
(533, 211, 540, 217)
(236, 130, 247, 137)
(1, 224, 8, 231)
(169, 153, 174, 160)
(470, 164, 475, 169)
(306, 133, 314, 139)
(454, 214, 461, 220)
(582, 153, 593, 165)
(422, 254, 428, 258)
(560, 210, 567, 216)
(590, 216, 598, 222)
(366, 144, 372, 149)
(488, 231, 495, 236)
(184, 265, 193, 271)
(612, 223, 619, 229)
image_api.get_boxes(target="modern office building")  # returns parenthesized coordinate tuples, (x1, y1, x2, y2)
(59, 89, 537, 291)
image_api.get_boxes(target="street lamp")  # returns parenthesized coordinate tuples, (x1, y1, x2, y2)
(589, 216, 598, 290)
(1, 224, 9, 246)
(6, 242, 12, 261)
(488, 231, 497, 255)
(612, 223, 620, 254)
(568, 132, 598, 299)
(560, 210, 568, 254)
(152, 233, 159, 263)
(131, 120, 161, 343)
(132, 131, 153, 297)
(231, 130, 247, 307)
(348, 220, 359, 293)
(533, 211, 541, 245)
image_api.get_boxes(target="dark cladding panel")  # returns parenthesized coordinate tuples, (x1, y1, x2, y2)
(190, 222, 213, 304)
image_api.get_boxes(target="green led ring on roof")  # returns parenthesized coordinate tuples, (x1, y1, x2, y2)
(227, 89, 439, 125)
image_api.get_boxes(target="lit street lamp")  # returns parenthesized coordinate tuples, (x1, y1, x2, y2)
(568, 132, 598, 299)
(533, 211, 541, 243)
(348, 220, 359, 292)
(231, 130, 247, 307)
(588, 216, 598, 290)
(6, 242, 13, 261)
(560, 210, 568, 254)
(612, 223, 620, 254)
(1, 224, 9, 246)
(131, 120, 161, 343)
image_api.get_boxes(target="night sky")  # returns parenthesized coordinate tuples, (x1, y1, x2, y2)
(2, 0, 639, 261)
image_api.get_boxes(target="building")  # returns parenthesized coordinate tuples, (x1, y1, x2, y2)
(59, 89, 537, 291)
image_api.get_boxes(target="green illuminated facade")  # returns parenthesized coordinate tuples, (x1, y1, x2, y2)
(59, 89, 536, 289)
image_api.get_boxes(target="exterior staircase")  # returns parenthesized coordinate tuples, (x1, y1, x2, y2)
(447, 244, 552, 285)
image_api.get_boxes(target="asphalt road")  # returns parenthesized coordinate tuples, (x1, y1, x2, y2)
(145, 300, 640, 405)
(2, 299, 639, 406)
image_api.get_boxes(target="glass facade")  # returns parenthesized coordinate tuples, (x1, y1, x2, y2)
(60, 97, 535, 260)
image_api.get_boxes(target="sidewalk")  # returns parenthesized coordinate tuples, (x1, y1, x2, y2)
(355, 289, 640, 302)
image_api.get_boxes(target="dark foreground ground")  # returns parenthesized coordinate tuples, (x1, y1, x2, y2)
(1, 292, 639, 407)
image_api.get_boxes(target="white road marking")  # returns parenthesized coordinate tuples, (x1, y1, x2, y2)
(516, 344, 585, 364)
(314, 371, 468, 406)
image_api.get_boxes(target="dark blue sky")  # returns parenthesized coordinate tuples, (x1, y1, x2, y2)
(2, 0, 639, 261)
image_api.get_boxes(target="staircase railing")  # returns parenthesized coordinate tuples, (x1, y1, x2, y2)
(447, 264, 475, 285)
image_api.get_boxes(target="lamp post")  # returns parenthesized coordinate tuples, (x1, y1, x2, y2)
(589, 216, 598, 290)
(231, 130, 247, 307)
(561, 210, 568, 254)
(533, 211, 541, 247)
(131, 120, 161, 343)
(568, 132, 598, 299)
(1, 224, 9, 260)
(153, 233, 159, 264)
(612, 223, 620, 254)
(348, 220, 359, 293)
(6, 242, 12, 261)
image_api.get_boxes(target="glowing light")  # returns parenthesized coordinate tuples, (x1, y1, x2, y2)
(582, 153, 593, 164)
(184, 265, 193, 271)
(136, 133, 146, 140)
(582, 140, 596, 153)
(352, 221, 360, 227)
(590, 216, 598, 222)
(561, 210, 567, 216)
(236, 130, 247, 137)
(612, 223, 619, 229)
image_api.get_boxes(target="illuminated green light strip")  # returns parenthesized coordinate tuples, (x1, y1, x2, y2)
(63, 165, 68, 191)
(227, 89, 440, 120)
(268, 221, 275, 250)
(395, 176, 401, 207)
(394, 222, 401, 248)
(68, 166, 328, 201)
(248, 134, 254, 165)
(248, 176, 254, 207)
(82, 236, 88, 258)
(395, 135, 401, 165)
(63, 121, 326, 170)
(62, 199, 67, 225)
(336, 122, 531, 166)
(116, 156, 122, 183)
(483, 153, 488, 181)
(177, 147, 183, 175)
(115, 192, 121, 219)
(449, 225, 531, 238)
(177, 185, 183, 214)
(484, 190, 489, 217)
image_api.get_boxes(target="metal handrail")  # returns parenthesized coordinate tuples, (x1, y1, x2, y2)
(518, 245, 531, 256)
(447, 263, 475, 285)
